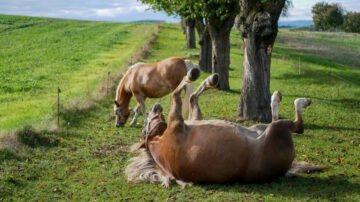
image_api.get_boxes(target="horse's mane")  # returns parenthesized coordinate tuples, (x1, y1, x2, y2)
(115, 63, 145, 100)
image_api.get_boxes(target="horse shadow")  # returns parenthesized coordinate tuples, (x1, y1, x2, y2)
(285, 94, 360, 112)
(197, 174, 359, 200)
(304, 123, 358, 132)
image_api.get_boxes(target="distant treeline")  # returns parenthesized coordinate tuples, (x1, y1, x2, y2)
(312, 2, 360, 33)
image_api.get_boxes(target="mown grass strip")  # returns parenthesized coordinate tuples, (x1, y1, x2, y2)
(0, 15, 159, 133)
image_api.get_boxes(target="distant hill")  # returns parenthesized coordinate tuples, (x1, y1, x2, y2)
(278, 20, 313, 28)
(133, 20, 165, 23)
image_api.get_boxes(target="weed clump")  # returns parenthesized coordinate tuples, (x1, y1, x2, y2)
(16, 125, 59, 148)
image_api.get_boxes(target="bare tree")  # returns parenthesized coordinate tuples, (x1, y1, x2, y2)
(236, 0, 289, 122)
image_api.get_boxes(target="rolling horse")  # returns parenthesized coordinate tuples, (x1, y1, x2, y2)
(126, 68, 329, 187)
(114, 57, 195, 127)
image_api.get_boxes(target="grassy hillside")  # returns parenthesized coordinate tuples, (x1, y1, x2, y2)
(277, 29, 360, 69)
(1, 18, 360, 201)
(0, 15, 157, 132)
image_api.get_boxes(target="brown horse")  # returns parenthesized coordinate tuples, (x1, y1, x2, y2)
(114, 57, 196, 127)
(126, 68, 329, 187)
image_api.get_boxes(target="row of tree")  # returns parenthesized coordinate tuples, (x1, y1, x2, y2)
(312, 2, 360, 33)
(140, 0, 291, 122)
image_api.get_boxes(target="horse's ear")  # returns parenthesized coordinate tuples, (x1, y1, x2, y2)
(114, 100, 120, 107)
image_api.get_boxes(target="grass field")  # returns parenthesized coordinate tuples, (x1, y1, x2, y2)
(1, 16, 360, 201)
(0, 15, 157, 132)
(276, 29, 360, 69)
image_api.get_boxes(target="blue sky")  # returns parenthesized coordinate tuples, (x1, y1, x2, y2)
(0, 0, 359, 22)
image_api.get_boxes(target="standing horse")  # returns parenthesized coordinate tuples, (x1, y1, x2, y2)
(126, 68, 329, 187)
(114, 57, 196, 127)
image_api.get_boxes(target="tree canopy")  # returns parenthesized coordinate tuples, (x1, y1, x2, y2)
(139, 0, 239, 22)
(312, 2, 344, 31)
(343, 12, 360, 33)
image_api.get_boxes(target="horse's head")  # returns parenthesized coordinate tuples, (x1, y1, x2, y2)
(114, 100, 130, 127)
(142, 103, 167, 143)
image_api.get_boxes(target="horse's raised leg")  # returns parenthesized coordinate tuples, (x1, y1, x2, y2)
(267, 97, 311, 136)
(189, 73, 219, 121)
(130, 104, 141, 126)
(271, 91, 282, 122)
(292, 98, 311, 134)
(247, 91, 282, 135)
(285, 98, 329, 176)
(133, 94, 147, 127)
(168, 68, 200, 124)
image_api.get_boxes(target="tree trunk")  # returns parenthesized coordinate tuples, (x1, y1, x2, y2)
(237, 36, 271, 122)
(207, 18, 234, 91)
(181, 17, 186, 34)
(185, 19, 196, 49)
(236, 0, 286, 122)
(195, 17, 212, 73)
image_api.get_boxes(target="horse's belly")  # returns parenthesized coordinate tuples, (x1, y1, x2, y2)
(138, 77, 171, 98)
(176, 146, 248, 183)
(175, 132, 251, 183)
(141, 85, 171, 98)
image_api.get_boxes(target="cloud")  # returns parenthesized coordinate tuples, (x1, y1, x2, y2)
(0, 0, 176, 22)
(1, 0, 359, 22)
(93, 5, 148, 17)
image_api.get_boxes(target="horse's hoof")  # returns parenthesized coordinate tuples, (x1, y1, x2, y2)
(294, 98, 312, 110)
(272, 90, 282, 102)
(187, 67, 200, 81)
(208, 73, 219, 87)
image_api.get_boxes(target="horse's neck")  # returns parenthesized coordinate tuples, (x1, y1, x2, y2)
(261, 132, 295, 168)
(264, 131, 293, 152)
(116, 82, 132, 107)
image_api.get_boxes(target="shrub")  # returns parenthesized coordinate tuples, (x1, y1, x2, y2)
(342, 12, 360, 33)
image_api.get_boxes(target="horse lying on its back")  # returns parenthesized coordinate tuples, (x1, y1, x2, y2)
(126, 69, 329, 187)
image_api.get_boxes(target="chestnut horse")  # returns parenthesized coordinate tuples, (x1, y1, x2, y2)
(126, 68, 329, 187)
(114, 57, 196, 127)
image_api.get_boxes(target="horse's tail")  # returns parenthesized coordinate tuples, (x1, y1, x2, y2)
(125, 147, 171, 187)
(286, 161, 331, 177)
(183, 59, 195, 119)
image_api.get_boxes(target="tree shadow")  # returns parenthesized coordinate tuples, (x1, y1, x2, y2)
(227, 89, 241, 94)
(198, 174, 359, 200)
(272, 47, 360, 86)
(304, 123, 358, 132)
(16, 125, 60, 148)
(285, 94, 360, 111)
(274, 36, 360, 69)
(272, 72, 341, 87)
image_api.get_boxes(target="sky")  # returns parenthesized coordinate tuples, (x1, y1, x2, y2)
(0, 0, 359, 22)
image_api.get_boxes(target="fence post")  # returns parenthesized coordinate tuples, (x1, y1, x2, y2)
(86, 75, 90, 96)
(106, 71, 110, 97)
(57, 87, 61, 128)
(298, 56, 301, 75)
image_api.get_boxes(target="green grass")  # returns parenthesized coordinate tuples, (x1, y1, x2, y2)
(1, 19, 360, 201)
(276, 29, 360, 69)
(0, 15, 157, 132)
